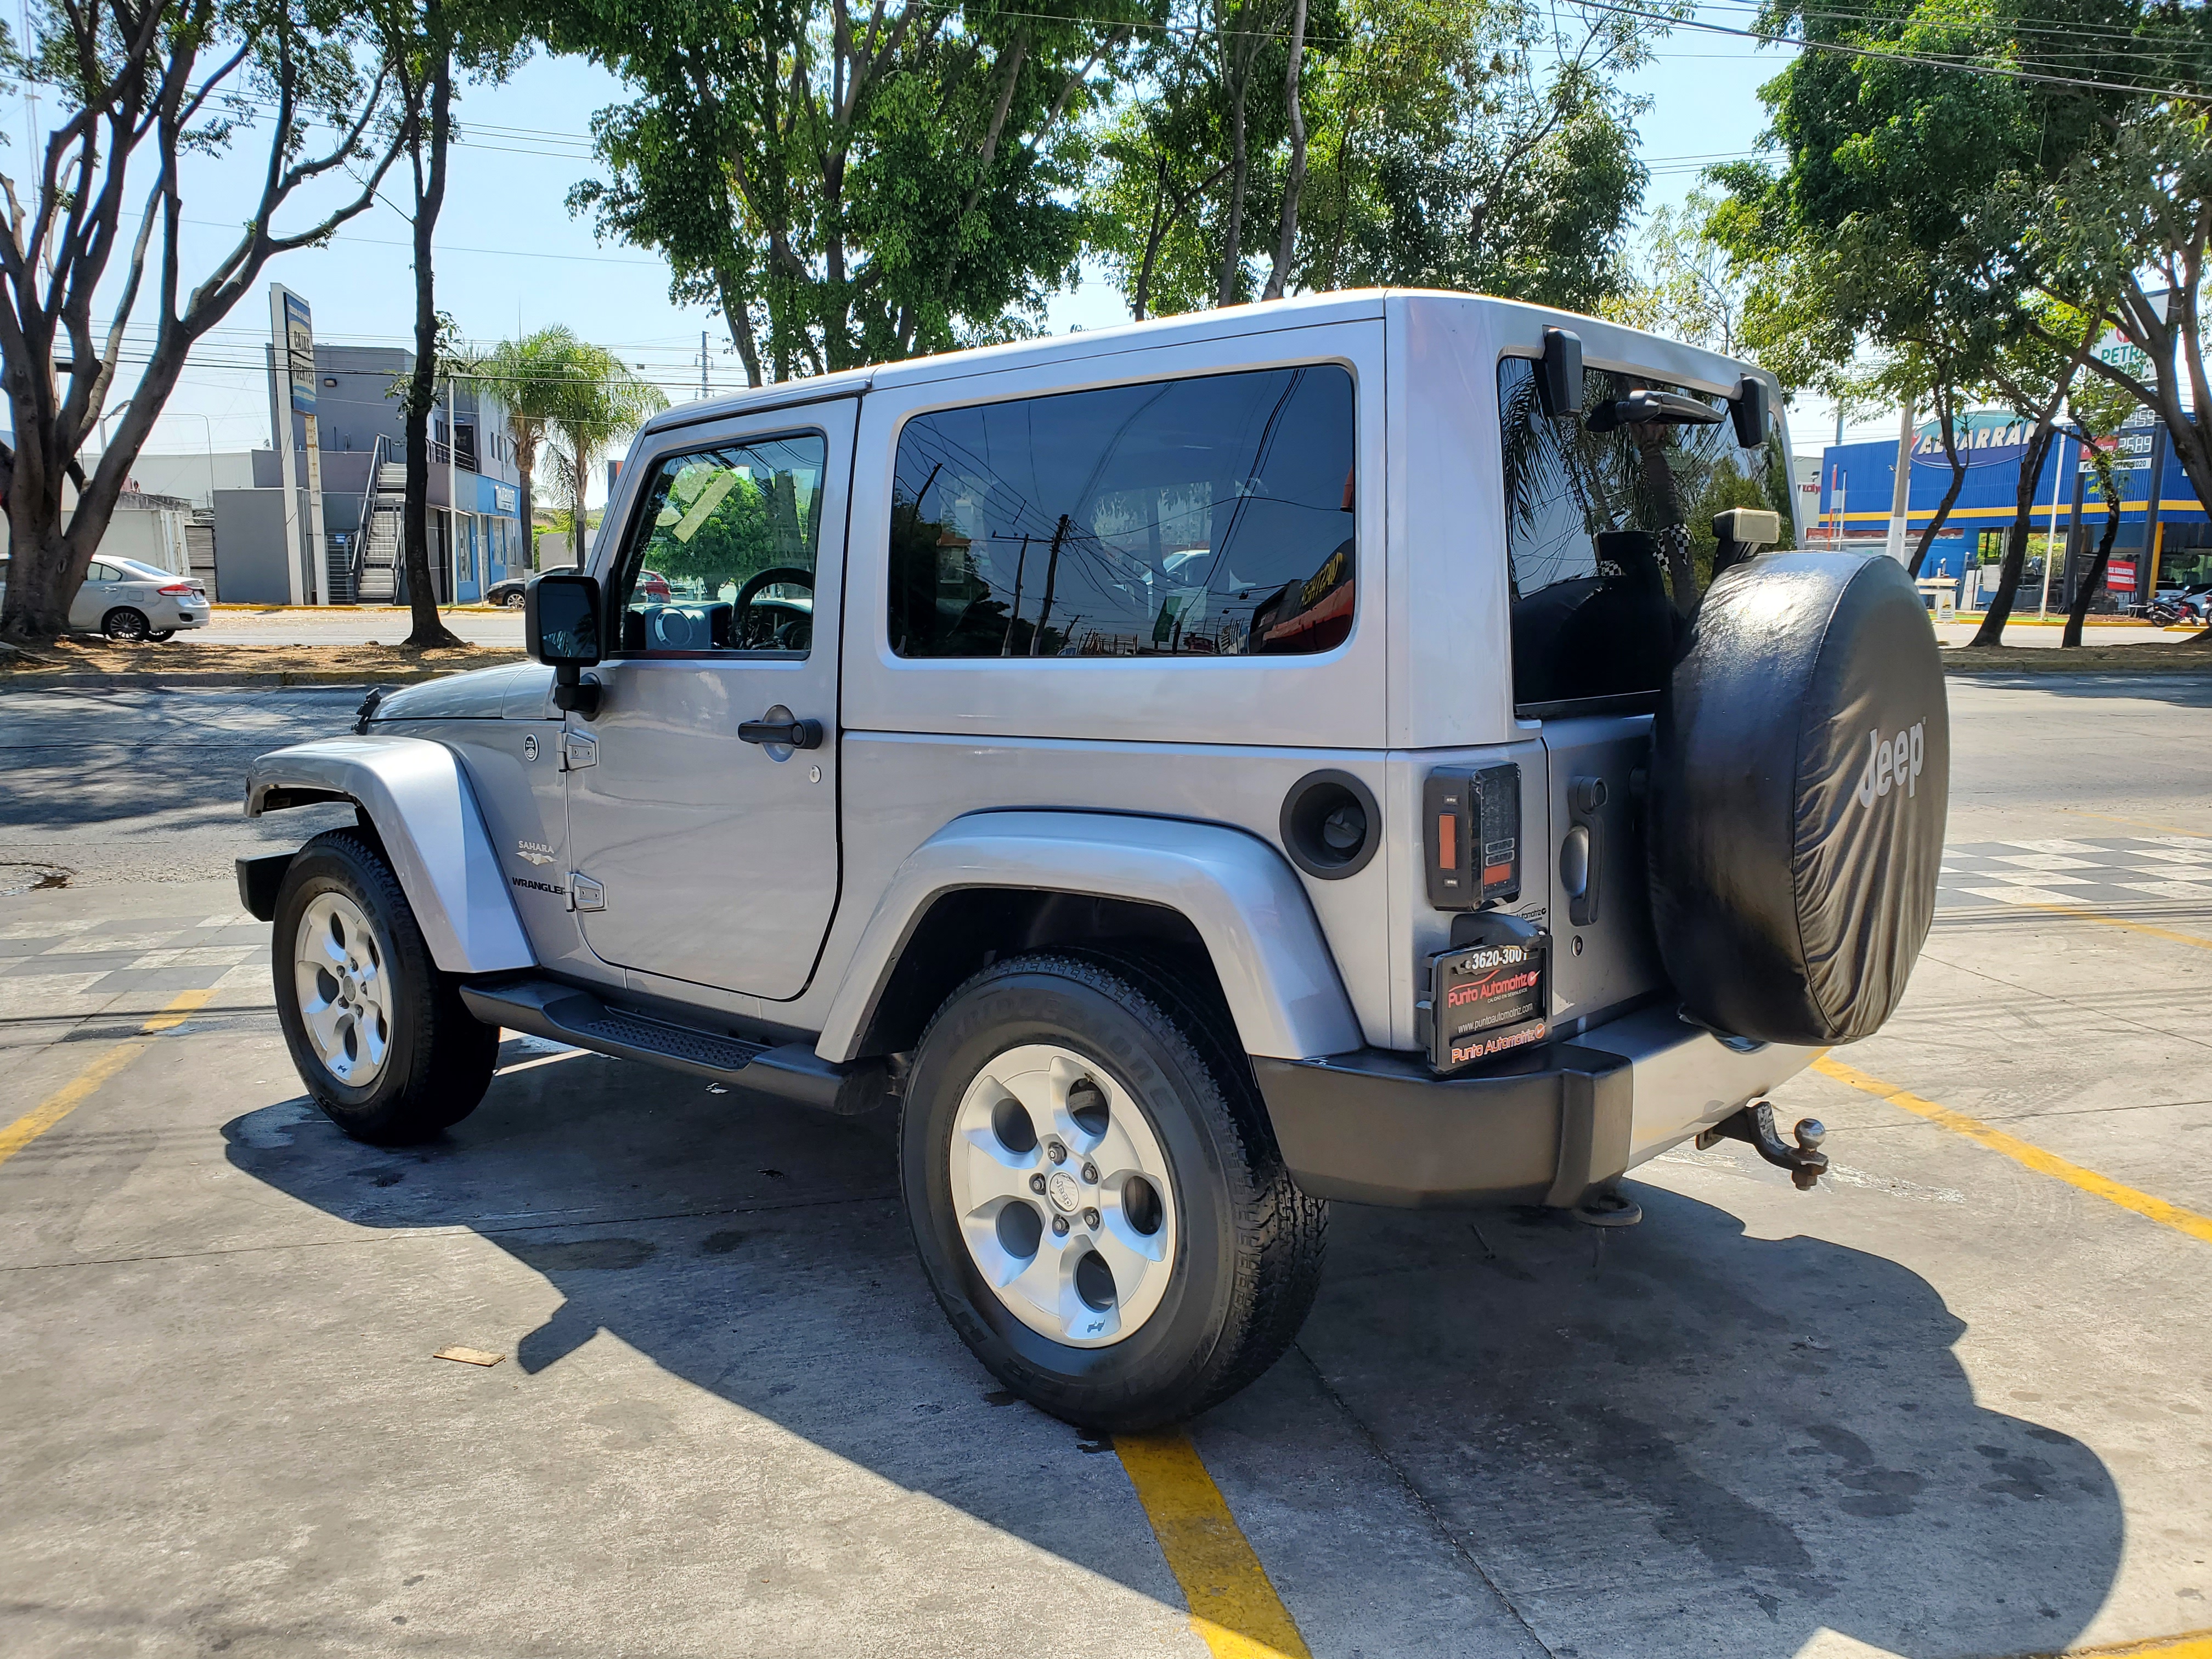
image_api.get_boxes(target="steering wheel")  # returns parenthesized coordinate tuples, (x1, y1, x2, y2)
(735, 566, 814, 649)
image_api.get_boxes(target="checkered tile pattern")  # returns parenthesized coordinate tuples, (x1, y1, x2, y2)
(1939, 836, 2212, 912)
(0, 911, 269, 1017)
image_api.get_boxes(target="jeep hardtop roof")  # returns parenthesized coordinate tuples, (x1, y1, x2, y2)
(638, 289, 1777, 439)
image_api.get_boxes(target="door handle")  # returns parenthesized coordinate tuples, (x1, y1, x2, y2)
(737, 705, 823, 750)
(1565, 775, 1607, 927)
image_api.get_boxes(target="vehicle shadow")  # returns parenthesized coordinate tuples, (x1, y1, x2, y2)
(223, 1043, 2123, 1659)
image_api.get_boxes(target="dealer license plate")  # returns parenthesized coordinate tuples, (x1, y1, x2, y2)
(1428, 935, 1548, 1072)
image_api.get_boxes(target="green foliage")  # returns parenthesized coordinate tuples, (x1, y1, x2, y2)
(541, 340, 668, 552)
(557, 0, 1137, 381)
(1084, 0, 1663, 319)
(1603, 189, 1747, 355)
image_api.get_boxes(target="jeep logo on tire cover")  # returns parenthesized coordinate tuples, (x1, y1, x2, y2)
(1853, 721, 1927, 808)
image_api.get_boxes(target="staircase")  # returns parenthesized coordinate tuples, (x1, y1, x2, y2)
(353, 436, 405, 602)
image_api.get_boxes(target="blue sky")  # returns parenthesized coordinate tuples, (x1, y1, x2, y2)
(44, 9, 1865, 491)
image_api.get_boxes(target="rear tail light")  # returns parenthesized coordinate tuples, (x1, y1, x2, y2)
(1423, 764, 1522, 909)
(158, 582, 194, 595)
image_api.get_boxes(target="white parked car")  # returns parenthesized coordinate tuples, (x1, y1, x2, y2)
(1, 554, 213, 640)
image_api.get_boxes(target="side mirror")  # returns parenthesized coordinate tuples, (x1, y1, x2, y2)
(1730, 376, 1770, 449)
(1538, 327, 1583, 417)
(524, 572, 603, 717)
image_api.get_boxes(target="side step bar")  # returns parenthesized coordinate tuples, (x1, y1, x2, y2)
(459, 978, 888, 1116)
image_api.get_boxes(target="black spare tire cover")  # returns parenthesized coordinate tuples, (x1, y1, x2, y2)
(1649, 552, 1948, 1046)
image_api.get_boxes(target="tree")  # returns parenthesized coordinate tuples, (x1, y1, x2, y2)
(379, 0, 525, 647)
(1605, 189, 1750, 356)
(471, 326, 585, 572)
(1086, 0, 1660, 318)
(2059, 390, 2133, 648)
(543, 343, 666, 568)
(559, 0, 1132, 382)
(1293, 0, 1655, 311)
(0, 0, 408, 645)
(1967, 307, 2102, 644)
(1713, 0, 2212, 637)
(2022, 84, 2212, 644)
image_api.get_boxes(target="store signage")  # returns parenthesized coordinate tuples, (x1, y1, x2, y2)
(2108, 559, 2137, 591)
(280, 292, 315, 416)
(1911, 414, 2032, 466)
(494, 483, 517, 514)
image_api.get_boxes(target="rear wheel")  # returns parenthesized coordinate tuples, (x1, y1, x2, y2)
(101, 607, 150, 642)
(901, 952, 1326, 1431)
(147, 629, 176, 642)
(272, 830, 496, 1144)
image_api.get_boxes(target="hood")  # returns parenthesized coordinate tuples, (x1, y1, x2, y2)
(369, 662, 545, 724)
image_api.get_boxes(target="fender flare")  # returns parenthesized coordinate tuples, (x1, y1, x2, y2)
(816, 810, 1362, 1064)
(246, 735, 535, 975)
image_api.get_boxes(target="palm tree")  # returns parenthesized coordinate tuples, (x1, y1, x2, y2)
(474, 326, 582, 572)
(545, 345, 667, 567)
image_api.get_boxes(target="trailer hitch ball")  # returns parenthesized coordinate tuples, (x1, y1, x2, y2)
(1696, 1101, 1831, 1191)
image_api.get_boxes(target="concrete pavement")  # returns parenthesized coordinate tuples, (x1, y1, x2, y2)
(1, 673, 2208, 1658)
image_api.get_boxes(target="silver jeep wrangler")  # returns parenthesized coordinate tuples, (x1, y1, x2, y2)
(244, 291, 1949, 1430)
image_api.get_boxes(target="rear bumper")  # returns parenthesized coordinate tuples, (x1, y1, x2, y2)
(1254, 1004, 1819, 1208)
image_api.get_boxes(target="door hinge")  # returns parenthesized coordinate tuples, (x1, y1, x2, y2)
(561, 731, 598, 771)
(568, 872, 605, 912)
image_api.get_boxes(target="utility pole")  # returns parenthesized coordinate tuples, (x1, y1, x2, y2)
(2037, 427, 2069, 619)
(2141, 421, 2170, 607)
(701, 331, 710, 400)
(1883, 396, 1914, 564)
(1029, 515, 1072, 656)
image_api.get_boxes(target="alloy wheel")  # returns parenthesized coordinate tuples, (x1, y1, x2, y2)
(292, 891, 395, 1087)
(947, 1044, 1178, 1348)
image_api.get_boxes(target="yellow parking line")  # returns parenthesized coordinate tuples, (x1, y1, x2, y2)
(1814, 1058, 2212, 1247)
(2062, 1628, 2212, 1657)
(0, 989, 215, 1169)
(1115, 1430, 1311, 1659)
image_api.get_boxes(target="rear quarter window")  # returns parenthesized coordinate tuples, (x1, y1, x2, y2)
(888, 364, 1357, 659)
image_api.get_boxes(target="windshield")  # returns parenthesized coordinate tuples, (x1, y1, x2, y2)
(1498, 355, 1792, 710)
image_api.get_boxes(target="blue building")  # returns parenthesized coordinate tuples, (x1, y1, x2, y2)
(1817, 409, 2209, 608)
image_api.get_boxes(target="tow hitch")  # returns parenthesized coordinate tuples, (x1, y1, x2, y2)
(1697, 1102, 1829, 1190)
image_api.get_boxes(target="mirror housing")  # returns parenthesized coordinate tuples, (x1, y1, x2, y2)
(1730, 375, 1770, 449)
(1538, 327, 1583, 417)
(524, 572, 603, 718)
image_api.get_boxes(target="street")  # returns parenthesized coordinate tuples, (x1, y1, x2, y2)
(2, 672, 2209, 1658)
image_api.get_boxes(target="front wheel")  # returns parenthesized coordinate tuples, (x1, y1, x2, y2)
(272, 830, 498, 1144)
(901, 952, 1327, 1431)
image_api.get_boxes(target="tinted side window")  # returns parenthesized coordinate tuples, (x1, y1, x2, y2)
(609, 432, 827, 656)
(889, 365, 1356, 659)
(1499, 356, 1790, 709)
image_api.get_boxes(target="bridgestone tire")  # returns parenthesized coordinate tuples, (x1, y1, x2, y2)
(1649, 552, 1949, 1046)
(273, 830, 498, 1144)
(901, 952, 1327, 1432)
